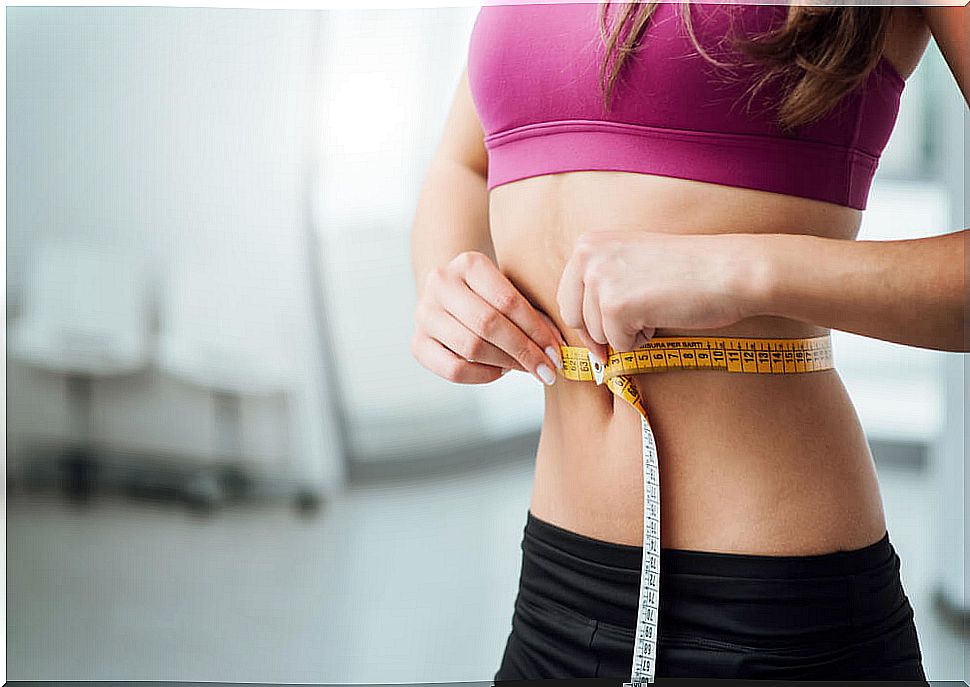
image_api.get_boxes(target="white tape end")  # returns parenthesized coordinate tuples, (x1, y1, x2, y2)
(589, 351, 605, 385)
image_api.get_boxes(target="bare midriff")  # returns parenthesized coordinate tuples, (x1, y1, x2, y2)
(488, 170, 887, 555)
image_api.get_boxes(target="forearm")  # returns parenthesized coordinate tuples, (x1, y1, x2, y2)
(411, 157, 492, 297)
(748, 229, 968, 351)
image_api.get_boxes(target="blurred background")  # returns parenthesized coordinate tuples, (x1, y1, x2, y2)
(5, 5, 967, 683)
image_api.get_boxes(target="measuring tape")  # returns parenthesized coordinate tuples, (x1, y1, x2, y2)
(556, 335, 835, 686)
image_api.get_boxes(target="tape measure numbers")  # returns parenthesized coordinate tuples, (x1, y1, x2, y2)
(556, 335, 835, 686)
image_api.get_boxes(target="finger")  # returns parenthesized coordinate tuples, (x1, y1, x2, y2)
(424, 305, 526, 371)
(577, 328, 610, 366)
(636, 327, 656, 348)
(439, 281, 555, 382)
(602, 306, 640, 353)
(582, 280, 613, 364)
(583, 281, 608, 348)
(556, 252, 586, 333)
(535, 308, 567, 368)
(458, 257, 561, 381)
(411, 332, 511, 385)
(535, 308, 567, 346)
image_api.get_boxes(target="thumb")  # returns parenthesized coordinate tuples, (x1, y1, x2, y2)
(578, 329, 610, 367)
(535, 308, 567, 347)
(634, 327, 656, 349)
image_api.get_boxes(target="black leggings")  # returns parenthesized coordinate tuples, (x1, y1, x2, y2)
(494, 510, 928, 682)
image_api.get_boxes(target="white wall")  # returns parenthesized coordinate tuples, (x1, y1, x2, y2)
(6, 7, 343, 492)
(932, 55, 968, 617)
(309, 7, 539, 463)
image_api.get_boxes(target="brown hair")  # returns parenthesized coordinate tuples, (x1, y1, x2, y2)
(598, 2, 893, 130)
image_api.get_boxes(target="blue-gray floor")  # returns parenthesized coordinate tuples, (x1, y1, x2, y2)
(6, 453, 967, 682)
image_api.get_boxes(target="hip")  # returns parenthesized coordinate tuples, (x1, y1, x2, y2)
(531, 366, 887, 553)
(494, 510, 927, 681)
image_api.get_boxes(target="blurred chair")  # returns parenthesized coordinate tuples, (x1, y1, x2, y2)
(8, 239, 153, 499)
(155, 250, 322, 512)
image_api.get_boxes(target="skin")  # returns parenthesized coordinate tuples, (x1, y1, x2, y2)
(410, 6, 968, 554)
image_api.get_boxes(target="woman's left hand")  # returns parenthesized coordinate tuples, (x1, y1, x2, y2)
(556, 230, 764, 360)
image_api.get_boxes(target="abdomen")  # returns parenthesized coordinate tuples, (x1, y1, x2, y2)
(488, 170, 887, 555)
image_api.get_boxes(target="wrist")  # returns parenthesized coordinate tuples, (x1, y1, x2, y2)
(730, 233, 787, 319)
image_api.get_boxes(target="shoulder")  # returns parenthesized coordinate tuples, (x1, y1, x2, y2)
(882, 6, 932, 81)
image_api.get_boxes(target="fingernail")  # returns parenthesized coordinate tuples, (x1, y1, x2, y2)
(545, 346, 563, 370)
(536, 364, 556, 386)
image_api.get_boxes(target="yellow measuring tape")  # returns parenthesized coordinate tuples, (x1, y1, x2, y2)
(559, 335, 834, 420)
(555, 335, 834, 685)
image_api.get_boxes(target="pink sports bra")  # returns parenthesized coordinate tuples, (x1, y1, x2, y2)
(467, 2, 905, 210)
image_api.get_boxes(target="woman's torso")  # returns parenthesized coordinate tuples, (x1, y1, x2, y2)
(473, 3, 931, 554)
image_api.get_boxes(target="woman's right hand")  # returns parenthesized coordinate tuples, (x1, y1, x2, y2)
(411, 250, 566, 386)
